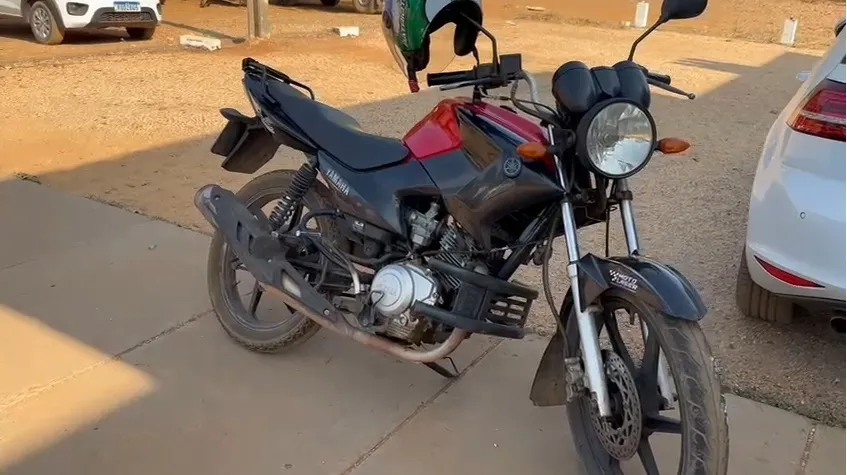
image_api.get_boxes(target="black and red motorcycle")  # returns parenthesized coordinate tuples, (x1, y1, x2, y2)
(194, 0, 728, 472)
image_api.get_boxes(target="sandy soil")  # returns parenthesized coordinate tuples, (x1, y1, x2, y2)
(0, 1, 844, 426)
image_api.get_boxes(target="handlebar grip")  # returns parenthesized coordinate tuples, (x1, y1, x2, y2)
(426, 70, 475, 87)
(648, 72, 672, 85)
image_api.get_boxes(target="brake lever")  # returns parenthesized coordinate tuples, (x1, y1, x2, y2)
(647, 77, 696, 100)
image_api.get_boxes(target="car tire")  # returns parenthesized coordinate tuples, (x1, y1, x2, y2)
(126, 27, 156, 40)
(28, 1, 64, 45)
(320, 0, 341, 5)
(352, 0, 380, 14)
(736, 249, 794, 324)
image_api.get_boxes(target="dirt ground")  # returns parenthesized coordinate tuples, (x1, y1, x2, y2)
(0, 0, 845, 426)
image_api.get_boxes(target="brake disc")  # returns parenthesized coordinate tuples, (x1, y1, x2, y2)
(589, 350, 643, 460)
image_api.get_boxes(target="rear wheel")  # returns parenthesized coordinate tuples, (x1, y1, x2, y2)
(28, 1, 64, 45)
(207, 170, 348, 353)
(126, 27, 156, 40)
(563, 290, 729, 475)
(735, 249, 794, 324)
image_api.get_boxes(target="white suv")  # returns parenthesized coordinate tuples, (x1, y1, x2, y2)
(0, 0, 162, 44)
(737, 19, 846, 331)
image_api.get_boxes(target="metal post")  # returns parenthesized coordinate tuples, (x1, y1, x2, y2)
(255, 0, 270, 39)
(246, 0, 256, 38)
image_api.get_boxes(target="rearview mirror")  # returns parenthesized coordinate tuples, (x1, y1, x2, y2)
(660, 0, 707, 22)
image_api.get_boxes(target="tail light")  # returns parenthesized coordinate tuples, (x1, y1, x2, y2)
(754, 256, 823, 288)
(787, 79, 846, 142)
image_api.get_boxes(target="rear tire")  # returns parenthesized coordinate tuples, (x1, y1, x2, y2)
(28, 1, 64, 45)
(126, 27, 156, 40)
(207, 170, 348, 353)
(563, 290, 729, 475)
(735, 249, 794, 324)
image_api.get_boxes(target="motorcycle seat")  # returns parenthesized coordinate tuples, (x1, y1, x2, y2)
(264, 80, 410, 171)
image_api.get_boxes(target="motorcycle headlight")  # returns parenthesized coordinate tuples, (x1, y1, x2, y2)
(576, 99, 657, 179)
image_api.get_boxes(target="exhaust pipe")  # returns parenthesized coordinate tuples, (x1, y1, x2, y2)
(263, 281, 469, 363)
(830, 316, 845, 335)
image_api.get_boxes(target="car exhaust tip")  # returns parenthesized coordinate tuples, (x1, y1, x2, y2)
(829, 316, 845, 335)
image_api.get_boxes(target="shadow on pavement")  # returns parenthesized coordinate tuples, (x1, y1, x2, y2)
(1, 49, 844, 474)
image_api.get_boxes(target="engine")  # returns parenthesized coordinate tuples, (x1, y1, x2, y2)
(370, 263, 440, 341)
(368, 201, 480, 341)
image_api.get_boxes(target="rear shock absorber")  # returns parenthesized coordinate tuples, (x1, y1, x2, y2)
(268, 162, 318, 231)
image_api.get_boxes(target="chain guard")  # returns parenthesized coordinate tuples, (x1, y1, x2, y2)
(589, 350, 643, 460)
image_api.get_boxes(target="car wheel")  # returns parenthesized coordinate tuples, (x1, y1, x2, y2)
(28, 1, 64, 45)
(352, 0, 379, 14)
(126, 27, 156, 40)
(320, 0, 341, 5)
(736, 249, 794, 324)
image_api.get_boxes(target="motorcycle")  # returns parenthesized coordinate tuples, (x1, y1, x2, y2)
(194, 0, 729, 472)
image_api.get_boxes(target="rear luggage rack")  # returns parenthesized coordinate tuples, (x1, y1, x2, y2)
(242, 57, 315, 100)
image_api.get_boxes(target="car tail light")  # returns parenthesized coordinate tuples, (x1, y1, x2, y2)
(754, 256, 823, 288)
(787, 79, 846, 142)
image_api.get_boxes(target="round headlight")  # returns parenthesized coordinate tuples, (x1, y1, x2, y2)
(577, 99, 656, 179)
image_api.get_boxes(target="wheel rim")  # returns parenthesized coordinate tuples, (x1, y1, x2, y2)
(579, 296, 685, 474)
(32, 7, 51, 40)
(217, 190, 308, 332)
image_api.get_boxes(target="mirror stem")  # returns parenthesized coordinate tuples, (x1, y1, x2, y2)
(627, 18, 666, 61)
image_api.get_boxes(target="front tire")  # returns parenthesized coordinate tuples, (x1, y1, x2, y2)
(126, 27, 156, 40)
(563, 290, 729, 474)
(207, 170, 347, 353)
(28, 1, 64, 45)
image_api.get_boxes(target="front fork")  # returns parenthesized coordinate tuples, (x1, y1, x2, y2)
(549, 128, 675, 417)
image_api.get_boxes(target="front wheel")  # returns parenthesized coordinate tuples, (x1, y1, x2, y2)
(564, 290, 729, 475)
(28, 1, 64, 45)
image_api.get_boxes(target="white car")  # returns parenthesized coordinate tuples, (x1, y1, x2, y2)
(737, 18, 846, 332)
(0, 0, 161, 45)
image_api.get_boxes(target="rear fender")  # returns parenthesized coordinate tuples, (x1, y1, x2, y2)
(211, 108, 281, 174)
(529, 253, 706, 407)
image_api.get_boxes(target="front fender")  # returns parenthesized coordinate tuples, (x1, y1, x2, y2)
(577, 253, 707, 320)
(529, 253, 706, 407)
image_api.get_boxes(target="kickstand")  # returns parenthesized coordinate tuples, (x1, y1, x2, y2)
(423, 357, 460, 379)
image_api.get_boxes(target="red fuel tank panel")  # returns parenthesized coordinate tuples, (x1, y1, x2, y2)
(402, 98, 549, 161)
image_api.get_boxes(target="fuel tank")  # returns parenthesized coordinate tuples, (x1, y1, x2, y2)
(404, 98, 564, 249)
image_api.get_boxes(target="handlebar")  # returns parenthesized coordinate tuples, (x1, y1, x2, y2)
(637, 64, 695, 100)
(427, 70, 477, 87)
(647, 71, 671, 85)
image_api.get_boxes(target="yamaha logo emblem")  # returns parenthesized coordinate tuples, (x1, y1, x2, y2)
(503, 156, 522, 178)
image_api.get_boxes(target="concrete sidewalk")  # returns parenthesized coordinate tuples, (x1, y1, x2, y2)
(0, 179, 843, 475)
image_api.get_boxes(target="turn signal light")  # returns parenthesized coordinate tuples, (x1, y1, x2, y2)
(657, 138, 691, 154)
(516, 142, 548, 160)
